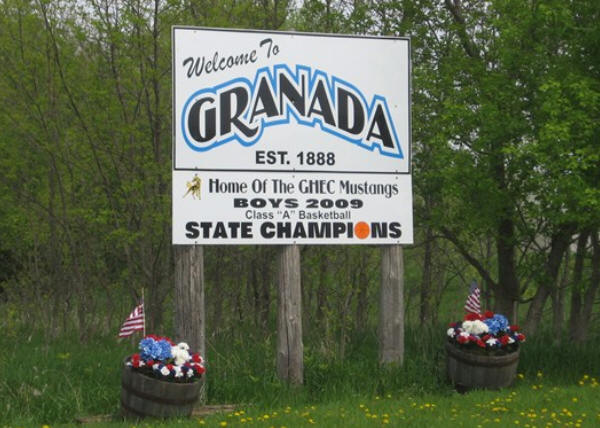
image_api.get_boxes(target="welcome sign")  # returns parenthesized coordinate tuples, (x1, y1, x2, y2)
(172, 27, 413, 245)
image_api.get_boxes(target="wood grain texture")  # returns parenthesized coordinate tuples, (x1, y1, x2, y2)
(277, 244, 303, 385)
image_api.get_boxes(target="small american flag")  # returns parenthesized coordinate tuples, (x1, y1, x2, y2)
(464, 281, 481, 314)
(118, 303, 145, 337)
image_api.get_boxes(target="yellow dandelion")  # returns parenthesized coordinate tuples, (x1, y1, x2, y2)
(537, 371, 543, 378)
(383, 419, 390, 424)
(219, 422, 227, 427)
(572, 398, 578, 403)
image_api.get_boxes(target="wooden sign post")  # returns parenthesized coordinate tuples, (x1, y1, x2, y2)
(379, 245, 404, 365)
(174, 245, 206, 402)
(277, 245, 303, 384)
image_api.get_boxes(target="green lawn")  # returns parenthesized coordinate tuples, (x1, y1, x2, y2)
(40, 376, 600, 428)
(2, 327, 599, 427)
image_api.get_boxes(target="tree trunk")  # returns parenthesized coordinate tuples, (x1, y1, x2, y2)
(495, 217, 520, 322)
(579, 231, 600, 342)
(551, 249, 570, 344)
(379, 245, 404, 365)
(355, 252, 369, 331)
(277, 245, 303, 385)
(524, 224, 575, 335)
(259, 249, 272, 330)
(315, 249, 329, 326)
(174, 245, 206, 402)
(420, 226, 433, 324)
(568, 231, 589, 342)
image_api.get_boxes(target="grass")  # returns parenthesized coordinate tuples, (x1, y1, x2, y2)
(1, 326, 599, 427)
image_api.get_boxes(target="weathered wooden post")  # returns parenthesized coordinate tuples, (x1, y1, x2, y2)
(379, 245, 404, 365)
(174, 245, 206, 402)
(277, 244, 303, 384)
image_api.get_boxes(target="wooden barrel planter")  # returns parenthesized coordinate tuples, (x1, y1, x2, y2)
(445, 341, 519, 392)
(121, 360, 201, 419)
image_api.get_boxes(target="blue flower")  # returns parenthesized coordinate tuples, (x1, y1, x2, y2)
(139, 338, 173, 361)
(484, 314, 509, 335)
(156, 340, 172, 360)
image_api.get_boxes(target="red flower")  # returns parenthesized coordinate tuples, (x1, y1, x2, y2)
(146, 359, 155, 366)
(510, 325, 520, 331)
(449, 322, 457, 328)
(192, 363, 205, 375)
(500, 335, 510, 345)
(143, 334, 174, 345)
(482, 334, 491, 342)
(167, 364, 174, 371)
(484, 310, 494, 319)
(476, 339, 486, 348)
(465, 313, 482, 321)
(192, 353, 203, 363)
(457, 335, 469, 344)
(517, 333, 526, 342)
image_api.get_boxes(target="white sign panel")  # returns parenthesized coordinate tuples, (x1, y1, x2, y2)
(173, 27, 413, 245)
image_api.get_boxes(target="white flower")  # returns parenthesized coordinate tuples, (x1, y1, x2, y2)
(171, 344, 191, 366)
(458, 331, 470, 340)
(176, 342, 190, 351)
(160, 366, 170, 376)
(174, 366, 183, 378)
(186, 369, 194, 378)
(486, 338, 499, 347)
(462, 320, 489, 336)
(447, 328, 456, 338)
(508, 336, 515, 344)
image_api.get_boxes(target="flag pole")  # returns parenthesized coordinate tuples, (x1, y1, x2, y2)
(142, 288, 146, 337)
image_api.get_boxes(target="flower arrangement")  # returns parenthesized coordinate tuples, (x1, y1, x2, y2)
(447, 311, 526, 355)
(125, 335, 205, 382)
